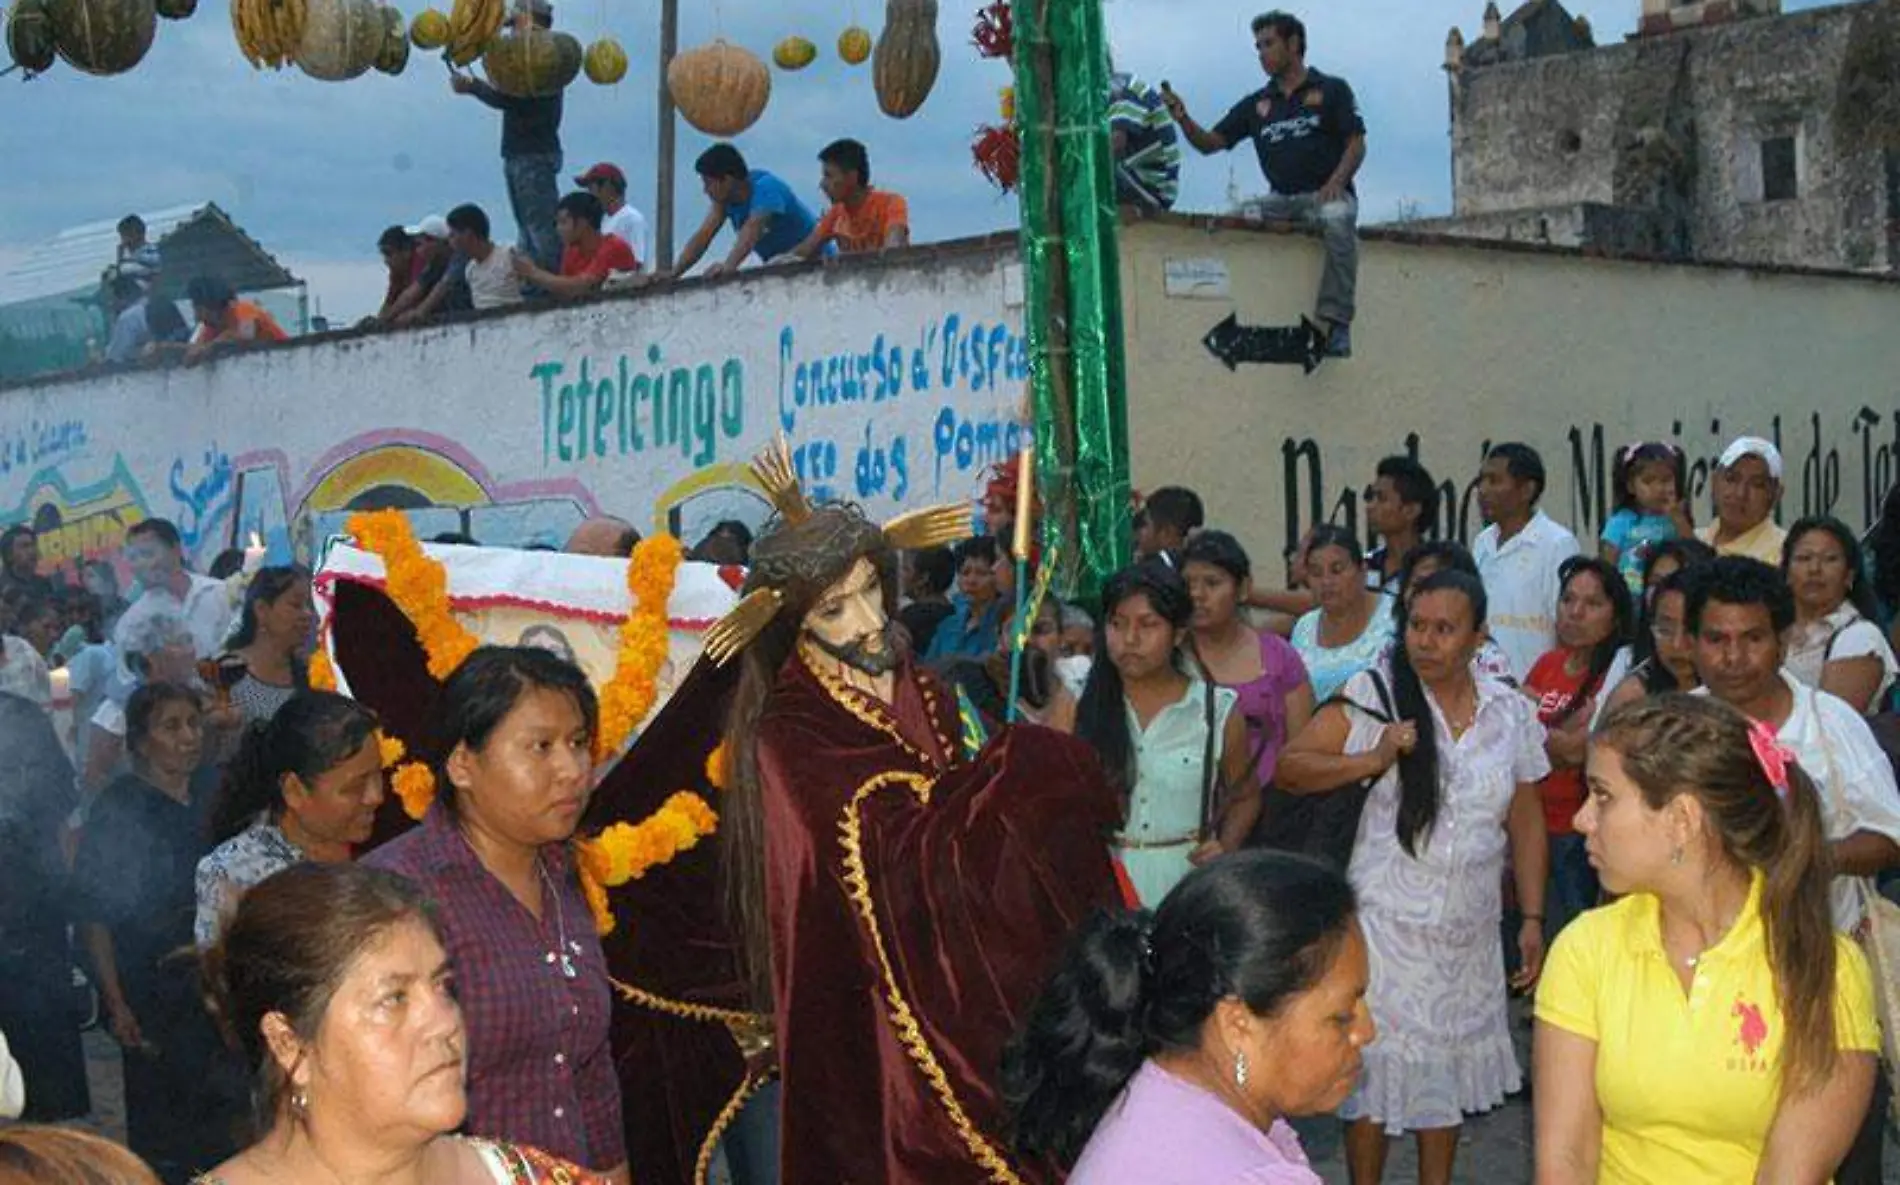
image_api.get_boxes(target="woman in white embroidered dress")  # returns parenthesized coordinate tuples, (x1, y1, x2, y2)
(1278, 569, 1549, 1184)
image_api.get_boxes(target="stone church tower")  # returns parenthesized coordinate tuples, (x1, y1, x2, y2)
(1416, 0, 1900, 272)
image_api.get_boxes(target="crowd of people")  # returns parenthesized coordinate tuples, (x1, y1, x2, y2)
(0, 424, 1894, 1185)
(85, 4, 1367, 374)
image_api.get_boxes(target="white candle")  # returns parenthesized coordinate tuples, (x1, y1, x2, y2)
(243, 531, 267, 574)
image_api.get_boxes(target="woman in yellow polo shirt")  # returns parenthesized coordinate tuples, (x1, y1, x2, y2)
(1534, 694, 1878, 1183)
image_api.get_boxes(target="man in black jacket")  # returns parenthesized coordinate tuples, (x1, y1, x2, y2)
(450, 0, 564, 271)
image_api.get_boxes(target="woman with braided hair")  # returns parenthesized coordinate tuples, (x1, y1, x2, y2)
(1002, 850, 1373, 1183)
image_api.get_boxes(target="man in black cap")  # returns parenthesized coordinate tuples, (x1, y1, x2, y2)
(451, 0, 564, 272)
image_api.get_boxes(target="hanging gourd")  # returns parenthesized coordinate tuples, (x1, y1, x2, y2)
(872, 0, 938, 118)
(771, 34, 813, 70)
(837, 23, 869, 65)
(297, 0, 381, 77)
(666, 38, 769, 137)
(6, 0, 57, 73)
(582, 34, 624, 84)
(155, 0, 195, 20)
(407, 5, 446, 47)
(482, 23, 580, 96)
(373, 3, 406, 71)
(46, 0, 157, 75)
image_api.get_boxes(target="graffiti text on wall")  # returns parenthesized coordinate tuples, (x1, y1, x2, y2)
(775, 314, 1028, 438)
(170, 443, 235, 552)
(1274, 406, 1900, 561)
(536, 348, 746, 469)
(0, 418, 89, 478)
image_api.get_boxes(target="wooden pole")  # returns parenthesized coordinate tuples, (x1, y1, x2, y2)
(655, 0, 679, 270)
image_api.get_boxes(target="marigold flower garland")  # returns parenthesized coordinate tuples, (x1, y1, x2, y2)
(307, 646, 338, 692)
(574, 791, 720, 936)
(594, 532, 685, 762)
(321, 511, 711, 933)
(347, 509, 481, 681)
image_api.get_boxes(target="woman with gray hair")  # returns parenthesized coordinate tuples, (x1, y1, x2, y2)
(82, 610, 236, 795)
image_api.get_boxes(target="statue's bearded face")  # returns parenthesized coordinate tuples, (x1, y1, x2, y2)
(801, 556, 899, 676)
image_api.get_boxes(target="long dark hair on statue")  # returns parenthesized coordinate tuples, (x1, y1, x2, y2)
(720, 505, 897, 1010)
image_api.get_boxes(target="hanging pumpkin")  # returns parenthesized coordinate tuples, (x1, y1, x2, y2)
(582, 34, 624, 84)
(46, 0, 157, 75)
(373, 3, 406, 71)
(155, 0, 195, 20)
(482, 25, 580, 96)
(6, 0, 57, 73)
(771, 34, 813, 70)
(297, 0, 381, 77)
(666, 38, 769, 137)
(837, 23, 869, 65)
(407, 4, 446, 47)
(872, 0, 938, 118)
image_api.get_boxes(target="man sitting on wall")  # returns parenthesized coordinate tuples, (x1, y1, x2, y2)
(512, 191, 640, 300)
(778, 139, 908, 261)
(1109, 68, 1181, 211)
(666, 143, 820, 279)
(389, 214, 474, 326)
(1162, 10, 1366, 358)
(182, 275, 288, 363)
(573, 162, 651, 272)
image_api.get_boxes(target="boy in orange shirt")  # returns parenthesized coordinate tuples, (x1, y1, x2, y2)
(183, 275, 288, 364)
(781, 138, 910, 260)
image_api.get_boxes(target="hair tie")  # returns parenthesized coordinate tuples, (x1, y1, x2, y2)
(1136, 917, 1158, 976)
(1746, 719, 1793, 803)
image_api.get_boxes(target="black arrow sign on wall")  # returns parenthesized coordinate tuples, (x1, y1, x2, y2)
(1202, 314, 1326, 375)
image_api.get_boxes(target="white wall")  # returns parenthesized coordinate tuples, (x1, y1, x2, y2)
(0, 243, 1027, 573)
(1122, 218, 1900, 571)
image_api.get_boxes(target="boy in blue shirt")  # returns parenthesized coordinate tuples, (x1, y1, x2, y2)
(667, 143, 821, 278)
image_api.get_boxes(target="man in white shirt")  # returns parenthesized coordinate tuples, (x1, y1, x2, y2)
(1472, 443, 1581, 680)
(114, 519, 234, 660)
(1687, 555, 1900, 931)
(445, 203, 525, 311)
(574, 162, 649, 270)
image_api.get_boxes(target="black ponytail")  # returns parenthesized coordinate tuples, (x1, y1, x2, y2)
(1003, 851, 1358, 1168)
(1075, 558, 1194, 801)
(209, 692, 380, 844)
(1393, 570, 1488, 857)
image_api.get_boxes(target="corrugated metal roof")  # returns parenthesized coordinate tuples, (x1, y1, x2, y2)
(0, 202, 302, 309)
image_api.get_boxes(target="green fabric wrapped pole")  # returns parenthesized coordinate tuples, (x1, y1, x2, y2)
(1012, 0, 1131, 606)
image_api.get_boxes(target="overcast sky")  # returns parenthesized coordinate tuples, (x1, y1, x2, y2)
(0, 0, 1828, 321)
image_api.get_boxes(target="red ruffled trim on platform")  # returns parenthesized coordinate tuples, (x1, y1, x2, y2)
(312, 570, 718, 630)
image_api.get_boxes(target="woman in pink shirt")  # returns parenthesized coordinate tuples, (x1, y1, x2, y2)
(1004, 851, 1376, 1184)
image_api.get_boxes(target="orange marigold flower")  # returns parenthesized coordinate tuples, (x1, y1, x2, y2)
(704, 743, 729, 791)
(378, 732, 406, 770)
(307, 648, 338, 692)
(392, 762, 438, 821)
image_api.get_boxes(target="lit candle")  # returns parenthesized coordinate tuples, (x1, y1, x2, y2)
(1011, 446, 1035, 561)
(243, 531, 267, 575)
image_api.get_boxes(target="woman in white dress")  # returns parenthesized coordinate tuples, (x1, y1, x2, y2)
(1076, 558, 1253, 907)
(1278, 569, 1550, 1184)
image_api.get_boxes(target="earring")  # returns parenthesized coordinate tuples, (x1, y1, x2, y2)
(291, 1088, 309, 1116)
(1234, 1050, 1249, 1089)
(1670, 845, 1684, 867)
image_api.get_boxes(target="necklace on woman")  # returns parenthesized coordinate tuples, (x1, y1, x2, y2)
(537, 857, 581, 980)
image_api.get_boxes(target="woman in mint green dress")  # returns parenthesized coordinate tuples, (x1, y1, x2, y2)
(1077, 558, 1254, 906)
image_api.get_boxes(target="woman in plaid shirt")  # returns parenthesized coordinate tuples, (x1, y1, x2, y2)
(367, 648, 629, 1183)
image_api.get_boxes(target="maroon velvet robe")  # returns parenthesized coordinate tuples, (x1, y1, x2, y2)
(756, 653, 1122, 1185)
